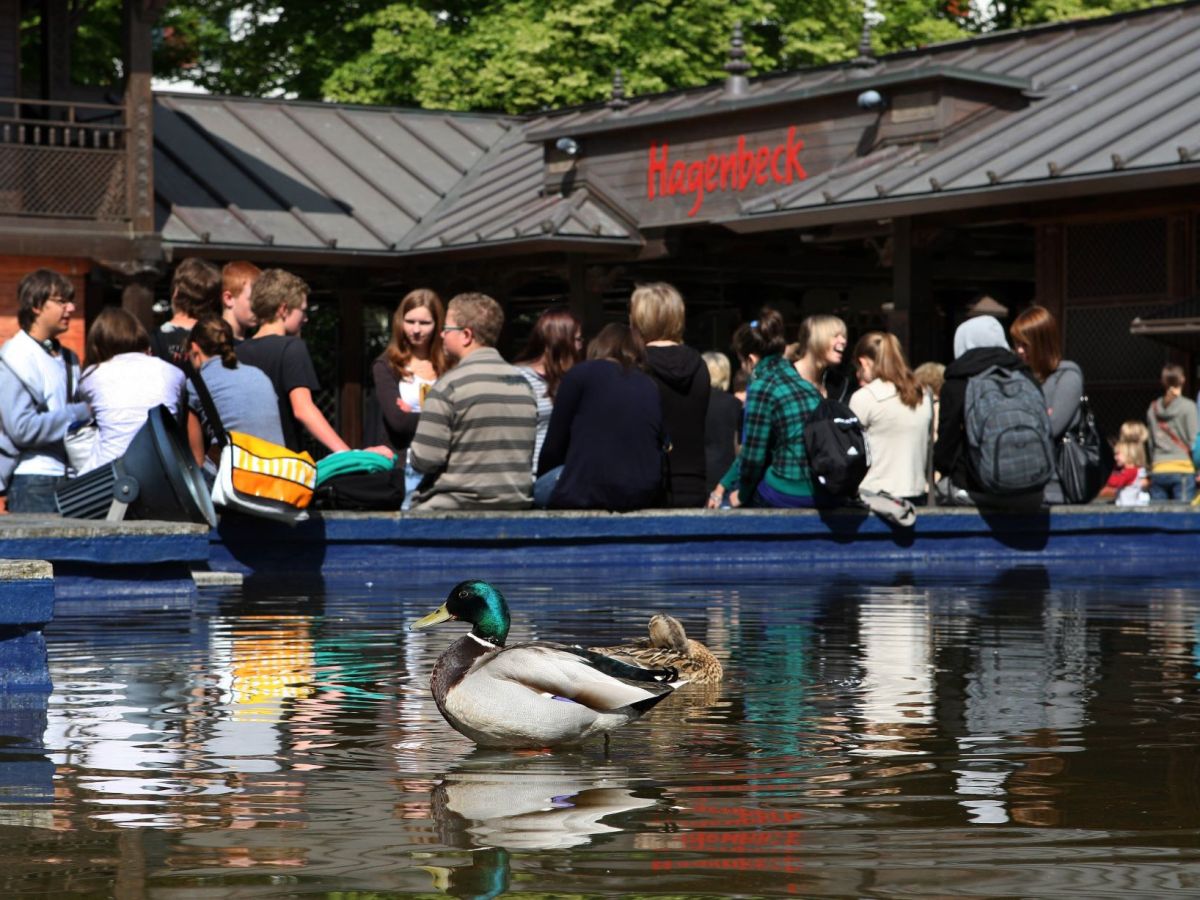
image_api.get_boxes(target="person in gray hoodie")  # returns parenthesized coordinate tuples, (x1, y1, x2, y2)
(1010, 305, 1084, 504)
(1146, 363, 1198, 502)
(935, 315, 1042, 508)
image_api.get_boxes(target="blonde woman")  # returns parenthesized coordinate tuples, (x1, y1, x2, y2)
(630, 282, 710, 507)
(850, 331, 932, 503)
(738, 313, 846, 508)
(702, 350, 741, 493)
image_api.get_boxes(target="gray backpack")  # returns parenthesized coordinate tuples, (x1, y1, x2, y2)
(964, 366, 1054, 494)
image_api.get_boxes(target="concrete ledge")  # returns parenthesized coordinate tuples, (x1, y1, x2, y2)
(0, 558, 53, 627)
(208, 504, 1200, 574)
(0, 516, 209, 565)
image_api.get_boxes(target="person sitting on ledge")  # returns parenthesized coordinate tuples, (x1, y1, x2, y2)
(409, 293, 536, 510)
(935, 316, 1046, 510)
(534, 323, 666, 511)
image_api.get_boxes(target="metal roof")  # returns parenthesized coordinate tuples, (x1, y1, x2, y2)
(154, 2, 1200, 257)
(154, 93, 511, 254)
(729, 1, 1200, 228)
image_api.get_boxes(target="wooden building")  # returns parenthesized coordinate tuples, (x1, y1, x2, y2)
(5, 1, 1200, 443)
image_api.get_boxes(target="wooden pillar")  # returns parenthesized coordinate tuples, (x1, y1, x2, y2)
(41, 0, 70, 101)
(1034, 223, 1065, 323)
(891, 217, 931, 363)
(338, 287, 364, 448)
(0, 0, 19, 99)
(122, 0, 156, 235)
(567, 260, 604, 339)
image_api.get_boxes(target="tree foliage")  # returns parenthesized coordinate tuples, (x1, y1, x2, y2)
(32, 0, 1177, 111)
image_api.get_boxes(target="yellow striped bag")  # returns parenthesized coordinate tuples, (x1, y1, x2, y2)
(212, 431, 317, 523)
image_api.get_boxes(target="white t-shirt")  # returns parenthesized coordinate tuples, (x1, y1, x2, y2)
(78, 352, 185, 472)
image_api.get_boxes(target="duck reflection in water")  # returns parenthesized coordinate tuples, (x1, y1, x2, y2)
(429, 751, 659, 851)
(419, 750, 660, 896)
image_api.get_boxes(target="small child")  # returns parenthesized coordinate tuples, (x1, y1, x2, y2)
(1099, 420, 1150, 506)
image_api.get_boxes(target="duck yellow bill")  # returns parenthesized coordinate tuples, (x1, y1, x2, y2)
(410, 604, 454, 630)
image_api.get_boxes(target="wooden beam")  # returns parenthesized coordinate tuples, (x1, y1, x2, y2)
(0, 0, 18, 98)
(123, 0, 155, 235)
(41, 0, 69, 101)
(338, 287, 365, 448)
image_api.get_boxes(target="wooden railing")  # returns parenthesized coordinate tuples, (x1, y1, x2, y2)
(0, 97, 130, 221)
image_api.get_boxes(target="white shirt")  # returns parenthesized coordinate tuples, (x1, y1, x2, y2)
(850, 378, 933, 499)
(78, 352, 185, 472)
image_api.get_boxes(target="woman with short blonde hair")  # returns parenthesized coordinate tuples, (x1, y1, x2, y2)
(630, 282, 686, 343)
(628, 282, 709, 507)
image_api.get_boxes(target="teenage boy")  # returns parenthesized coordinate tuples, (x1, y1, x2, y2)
(0, 269, 91, 512)
(221, 260, 262, 342)
(235, 269, 349, 454)
(152, 257, 222, 369)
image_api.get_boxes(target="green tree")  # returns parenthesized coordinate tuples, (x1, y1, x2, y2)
(24, 0, 1176, 110)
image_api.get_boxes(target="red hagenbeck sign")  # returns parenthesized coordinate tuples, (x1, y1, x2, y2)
(646, 126, 807, 218)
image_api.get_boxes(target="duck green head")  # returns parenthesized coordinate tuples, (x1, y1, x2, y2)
(410, 580, 511, 645)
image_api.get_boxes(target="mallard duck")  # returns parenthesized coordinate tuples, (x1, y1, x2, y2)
(591, 614, 724, 684)
(410, 580, 683, 749)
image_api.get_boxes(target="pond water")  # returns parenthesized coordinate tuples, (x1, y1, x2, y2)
(2, 564, 1200, 897)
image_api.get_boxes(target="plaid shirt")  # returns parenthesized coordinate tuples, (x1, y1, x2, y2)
(738, 354, 822, 503)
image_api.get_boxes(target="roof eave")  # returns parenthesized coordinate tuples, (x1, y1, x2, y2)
(524, 67, 1032, 142)
(721, 162, 1200, 232)
(161, 234, 642, 266)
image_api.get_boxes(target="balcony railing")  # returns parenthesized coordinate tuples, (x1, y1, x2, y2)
(0, 97, 130, 222)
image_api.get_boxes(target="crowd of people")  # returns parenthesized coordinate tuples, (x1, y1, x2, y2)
(0, 264, 1196, 517)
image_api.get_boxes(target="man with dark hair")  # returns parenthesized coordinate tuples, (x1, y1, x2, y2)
(151, 257, 222, 369)
(410, 292, 536, 509)
(0, 269, 91, 512)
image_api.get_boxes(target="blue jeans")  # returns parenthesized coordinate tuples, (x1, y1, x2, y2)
(1148, 472, 1195, 503)
(7, 474, 65, 514)
(533, 466, 563, 509)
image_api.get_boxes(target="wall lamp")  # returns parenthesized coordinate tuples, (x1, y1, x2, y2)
(856, 89, 887, 111)
(555, 136, 581, 157)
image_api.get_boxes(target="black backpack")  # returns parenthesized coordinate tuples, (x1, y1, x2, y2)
(313, 466, 406, 511)
(804, 398, 869, 497)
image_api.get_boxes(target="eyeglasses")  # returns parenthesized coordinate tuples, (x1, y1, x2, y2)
(441, 325, 467, 334)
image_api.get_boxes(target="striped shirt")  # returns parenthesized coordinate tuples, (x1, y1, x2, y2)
(410, 347, 537, 510)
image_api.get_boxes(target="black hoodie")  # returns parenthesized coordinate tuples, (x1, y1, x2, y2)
(936, 347, 1039, 491)
(645, 344, 710, 507)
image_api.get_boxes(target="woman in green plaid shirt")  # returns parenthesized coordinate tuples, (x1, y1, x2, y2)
(738, 314, 848, 508)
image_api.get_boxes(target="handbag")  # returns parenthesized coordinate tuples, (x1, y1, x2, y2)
(63, 350, 97, 475)
(211, 430, 316, 523)
(63, 423, 98, 473)
(189, 366, 315, 524)
(1057, 395, 1111, 504)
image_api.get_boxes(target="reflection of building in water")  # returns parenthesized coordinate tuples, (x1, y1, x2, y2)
(950, 574, 1094, 826)
(853, 590, 934, 755)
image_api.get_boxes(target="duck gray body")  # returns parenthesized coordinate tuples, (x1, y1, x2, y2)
(415, 581, 681, 749)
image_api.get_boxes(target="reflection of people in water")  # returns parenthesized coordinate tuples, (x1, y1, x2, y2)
(952, 567, 1090, 827)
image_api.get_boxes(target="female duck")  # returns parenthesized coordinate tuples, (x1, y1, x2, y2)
(411, 580, 682, 749)
(592, 614, 723, 684)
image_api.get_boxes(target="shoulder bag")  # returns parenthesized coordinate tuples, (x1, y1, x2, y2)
(189, 368, 316, 524)
(1058, 395, 1111, 504)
